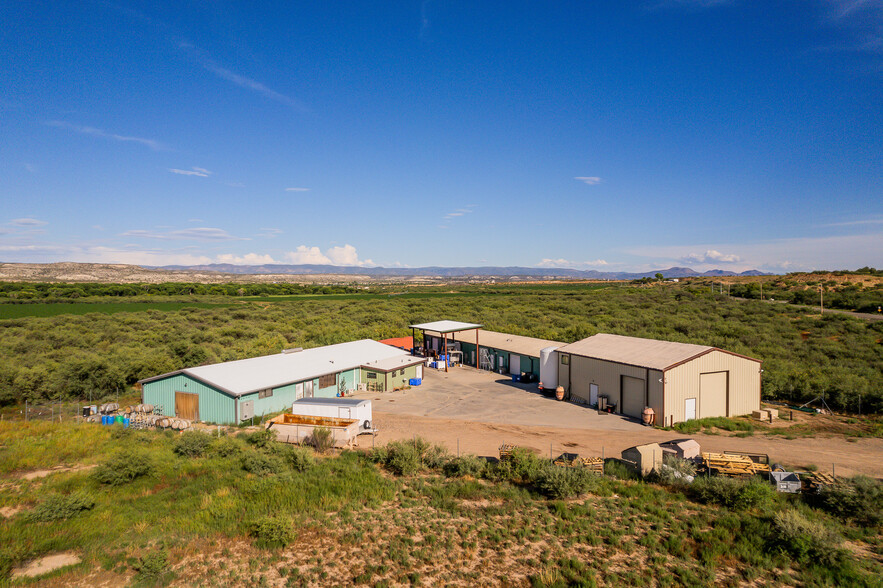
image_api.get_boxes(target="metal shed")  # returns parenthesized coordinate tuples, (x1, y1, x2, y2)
(422, 326, 564, 381)
(770, 471, 802, 493)
(556, 334, 762, 426)
(660, 438, 701, 460)
(138, 339, 421, 425)
(621, 443, 663, 477)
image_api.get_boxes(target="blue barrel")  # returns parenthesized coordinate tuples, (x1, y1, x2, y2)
(101, 416, 108, 425)
(123, 418, 130, 428)
(511, 374, 519, 383)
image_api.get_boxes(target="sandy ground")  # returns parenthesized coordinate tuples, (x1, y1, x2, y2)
(12, 553, 81, 579)
(356, 367, 883, 478)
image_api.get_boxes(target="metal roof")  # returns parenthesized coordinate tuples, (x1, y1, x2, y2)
(141, 339, 416, 397)
(361, 354, 426, 372)
(409, 320, 483, 333)
(293, 398, 369, 407)
(432, 329, 564, 358)
(557, 333, 715, 371)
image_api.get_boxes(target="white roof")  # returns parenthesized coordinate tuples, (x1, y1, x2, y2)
(142, 339, 415, 397)
(361, 354, 426, 372)
(409, 320, 483, 333)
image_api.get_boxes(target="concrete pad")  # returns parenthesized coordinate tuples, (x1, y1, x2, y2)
(352, 365, 647, 432)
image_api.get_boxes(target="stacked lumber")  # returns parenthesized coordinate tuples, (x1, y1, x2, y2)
(499, 443, 517, 461)
(807, 472, 837, 491)
(701, 452, 771, 477)
(552, 453, 604, 472)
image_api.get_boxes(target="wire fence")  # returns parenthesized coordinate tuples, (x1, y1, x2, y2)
(1, 397, 121, 423)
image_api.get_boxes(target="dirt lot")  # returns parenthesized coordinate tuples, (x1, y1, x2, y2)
(357, 366, 883, 478)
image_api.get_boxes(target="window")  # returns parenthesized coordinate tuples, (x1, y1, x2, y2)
(560, 355, 570, 365)
(258, 389, 273, 399)
(366, 372, 377, 380)
(319, 373, 336, 388)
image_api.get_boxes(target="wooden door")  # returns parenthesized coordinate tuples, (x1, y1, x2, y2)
(175, 391, 199, 421)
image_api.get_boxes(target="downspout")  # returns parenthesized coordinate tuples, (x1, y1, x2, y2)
(235, 396, 239, 425)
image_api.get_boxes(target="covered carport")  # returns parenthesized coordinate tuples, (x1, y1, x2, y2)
(409, 320, 482, 373)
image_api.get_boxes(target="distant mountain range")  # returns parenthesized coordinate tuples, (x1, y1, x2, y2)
(157, 263, 767, 280)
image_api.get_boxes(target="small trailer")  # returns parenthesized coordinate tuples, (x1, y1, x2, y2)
(291, 398, 374, 431)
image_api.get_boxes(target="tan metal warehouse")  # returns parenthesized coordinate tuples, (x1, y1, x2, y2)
(556, 334, 761, 427)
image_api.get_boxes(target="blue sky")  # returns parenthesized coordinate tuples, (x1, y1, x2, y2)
(1, 1, 881, 273)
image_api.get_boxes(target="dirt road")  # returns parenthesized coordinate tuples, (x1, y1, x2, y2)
(369, 412, 883, 478)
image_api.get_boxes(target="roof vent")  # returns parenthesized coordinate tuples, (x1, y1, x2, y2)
(281, 348, 304, 354)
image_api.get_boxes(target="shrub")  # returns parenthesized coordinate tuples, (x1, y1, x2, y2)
(814, 476, 883, 527)
(495, 447, 545, 484)
(691, 476, 774, 510)
(250, 515, 296, 548)
(133, 548, 169, 580)
(443, 455, 487, 478)
(211, 435, 243, 457)
(309, 426, 334, 454)
(93, 450, 154, 486)
(655, 455, 697, 487)
(385, 441, 421, 476)
(372, 438, 451, 476)
(173, 431, 213, 458)
(26, 491, 95, 522)
(242, 428, 276, 449)
(771, 510, 847, 567)
(535, 465, 597, 499)
(603, 459, 640, 481)
(286, 446, 315, 471)
(241, 450, 284, 476)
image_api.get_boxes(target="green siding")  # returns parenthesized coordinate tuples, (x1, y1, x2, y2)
(142, 373, 235, 424)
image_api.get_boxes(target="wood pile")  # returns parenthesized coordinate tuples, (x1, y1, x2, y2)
(701, 452, 771, 477)
(552, 453, 604, 472)
(499, 443, 517, 461)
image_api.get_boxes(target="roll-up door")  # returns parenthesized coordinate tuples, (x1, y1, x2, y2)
(509, 354, 521, 375)
(699, 371, 728, 417)
(621, 376, 645, 418)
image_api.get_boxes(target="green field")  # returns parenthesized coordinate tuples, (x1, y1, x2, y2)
(0, 301, 234, 320)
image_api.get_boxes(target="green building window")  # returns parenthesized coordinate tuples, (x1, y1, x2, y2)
(259, 389, 273, 399)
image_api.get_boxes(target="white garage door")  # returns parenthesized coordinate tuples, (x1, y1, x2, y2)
(509, 354, 521, 375)
(621, 376, 645, 418)
(699, 371, 728, 418)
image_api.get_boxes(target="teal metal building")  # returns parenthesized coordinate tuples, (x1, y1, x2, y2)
(138, 339, 425, 424)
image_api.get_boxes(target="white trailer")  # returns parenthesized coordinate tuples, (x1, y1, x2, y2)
(291, 398, 373, 431)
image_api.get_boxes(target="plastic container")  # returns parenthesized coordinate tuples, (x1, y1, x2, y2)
(123, 418, 130, 428)
(511, 374, 519, 383)
(114, 415, 124, 424)
(408, 378, 422, 386)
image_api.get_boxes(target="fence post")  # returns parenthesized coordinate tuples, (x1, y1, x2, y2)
(25, 400, 28, 422)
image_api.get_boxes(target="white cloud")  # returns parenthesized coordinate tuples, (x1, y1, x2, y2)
(574, 176, 602, 185)
(442, 205, 476, 221)
(819, 216, 883, 227)
(10, 218, 48, 227)
(285, 187, 310, 192)
(283, 244, 374, 266)
(537, 258, 609, 269)
(169, 167, 212, 177)
(284, 246, 332, 264)
(121, 227, 245, 241)
(216, 253, 277, 265)
(45, 121, 164, 151)
(258, 228, 283, 238)
(681, 250, 742, 264)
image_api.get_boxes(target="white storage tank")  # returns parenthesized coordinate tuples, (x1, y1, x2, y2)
(539, 346, 559, 389)
(291, 398, 374, 431)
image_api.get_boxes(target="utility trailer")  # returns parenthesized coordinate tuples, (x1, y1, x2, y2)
(291, 397, 374, 431)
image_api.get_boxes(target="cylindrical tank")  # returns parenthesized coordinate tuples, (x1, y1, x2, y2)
(642, 407, 655, 426)
(114, 415, 124, 424)
(539, 347, 559, 390)
(123, 418, 130, 428)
